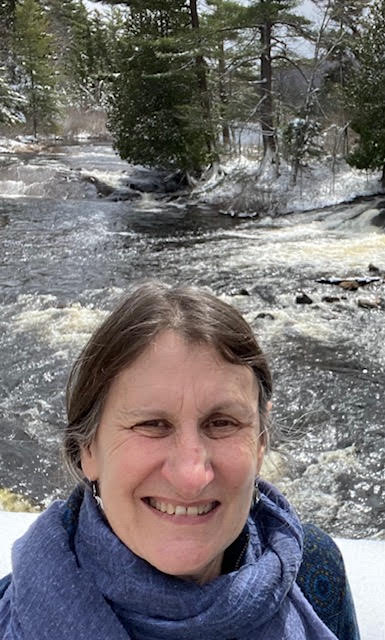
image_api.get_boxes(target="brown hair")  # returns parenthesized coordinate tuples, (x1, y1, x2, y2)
(64, 282, 272, 482)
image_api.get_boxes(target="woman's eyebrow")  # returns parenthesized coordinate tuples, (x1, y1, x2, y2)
(200, 401, 258, 417)
(116, 407, 168, 419)
(115, 401, 258, 421)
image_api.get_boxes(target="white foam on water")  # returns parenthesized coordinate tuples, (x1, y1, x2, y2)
(276, 446, 362, 531)
(0, 180, 26, 197)
(12, 304, 107, 349)
(226, 228, 385, 272)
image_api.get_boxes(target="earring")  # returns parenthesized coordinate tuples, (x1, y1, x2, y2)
(252, 480, 260, 507)
(91, 480, 104, 510)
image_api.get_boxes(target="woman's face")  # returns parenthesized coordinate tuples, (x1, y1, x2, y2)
(81, 330, 265, 584)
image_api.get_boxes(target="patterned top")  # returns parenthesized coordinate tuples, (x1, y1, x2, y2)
(297, 523, 360, 639)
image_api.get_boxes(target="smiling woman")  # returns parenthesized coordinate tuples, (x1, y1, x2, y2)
(0, 283, 360, 640)
(80, 330, 264, 583)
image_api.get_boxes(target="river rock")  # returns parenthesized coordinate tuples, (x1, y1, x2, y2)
(229, 287, 250, 296)
(357, 298, 381, 309)
(255, 312, 275, 320)
(83, 175, 114, 196)
(296, 292, 313, 304)
(339, 280, 360, 291)
(106, 188, 142, 201)
(322, 296, 341, 303)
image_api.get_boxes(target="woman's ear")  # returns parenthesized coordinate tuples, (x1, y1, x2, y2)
(256, 401, 272, 474)
(80, 442, 98, 481)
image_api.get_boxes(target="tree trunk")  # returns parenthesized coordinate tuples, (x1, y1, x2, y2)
(189, 0, 217, 159)
(30, 73, 38, 139)
(218, 39, 230, 149)
(259, 17, 276, 157)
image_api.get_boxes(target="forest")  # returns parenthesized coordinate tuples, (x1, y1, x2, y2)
(1, 0, 385, 184)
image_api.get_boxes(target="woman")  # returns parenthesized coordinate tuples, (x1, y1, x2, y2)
(0, 283, 360, 639)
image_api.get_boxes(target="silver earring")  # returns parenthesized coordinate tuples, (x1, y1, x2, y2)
(252, 480, 260, 507)
(91, 481, 104, 510)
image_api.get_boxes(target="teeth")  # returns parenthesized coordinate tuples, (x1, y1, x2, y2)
(149, 498, 215, 516)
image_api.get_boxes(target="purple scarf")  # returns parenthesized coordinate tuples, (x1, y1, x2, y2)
(0, 482, 338, 639)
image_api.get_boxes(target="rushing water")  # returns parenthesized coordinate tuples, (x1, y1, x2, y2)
(0, 142, 384, 538)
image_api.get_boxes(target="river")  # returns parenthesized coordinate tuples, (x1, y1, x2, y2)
(0, 141, 384, 539)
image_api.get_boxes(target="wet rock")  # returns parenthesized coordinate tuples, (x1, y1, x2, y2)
(339, 280, 360, 290)
(229, 288, 250, 296)
(371, 209, 385, 229)
(163, 170, 189, 193)
(317, 276, 380, 287)
(296, 292, 313, 304)
(83, 175, 114, 197)
(255, 312, 275, 320)
(368, 263, 380, 274)
(105, 188, 141, 201)
(357, 297, 381, 309)
(322, 296, 341, 303)
(128, 178, 163, 193)
(250, 285, 277, 305)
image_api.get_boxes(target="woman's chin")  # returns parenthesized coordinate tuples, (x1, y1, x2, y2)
(153, 552, 223, 584)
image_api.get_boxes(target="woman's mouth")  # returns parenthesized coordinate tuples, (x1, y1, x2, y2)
(145, 497, 219, 516)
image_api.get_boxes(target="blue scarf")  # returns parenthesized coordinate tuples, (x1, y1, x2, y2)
(1, 482, 338, 640)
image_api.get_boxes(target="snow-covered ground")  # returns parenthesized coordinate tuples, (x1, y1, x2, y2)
(0, 511, 383, 640)
(193, 153, 383, 216)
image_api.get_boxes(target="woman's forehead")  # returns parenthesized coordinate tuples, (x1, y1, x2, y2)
(106, 331, 259, 408)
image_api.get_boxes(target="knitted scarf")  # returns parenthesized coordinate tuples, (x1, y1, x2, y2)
(0, 482, 338, 640)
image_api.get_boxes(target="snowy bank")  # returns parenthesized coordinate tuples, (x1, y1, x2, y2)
(193, 155, 384, 216)
(0, 511, 383, 640)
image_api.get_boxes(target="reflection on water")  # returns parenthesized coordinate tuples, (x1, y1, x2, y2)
(0, 143, 384, 538)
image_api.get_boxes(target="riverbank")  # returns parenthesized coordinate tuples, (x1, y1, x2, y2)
(0, 135, 383, 215)
(191, 154, 384, 216)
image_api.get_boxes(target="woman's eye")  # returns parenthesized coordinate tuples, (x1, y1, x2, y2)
(132, 420, 170, 437)
(204, 417, 239, 438)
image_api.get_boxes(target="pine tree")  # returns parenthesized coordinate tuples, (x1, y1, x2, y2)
(345, 0, 385, 186)
(0, 0, 17, 57)
(107, 2, 212, 172)
(13, 0, 58, 137)
(0, 65, 25, 126)
(203, 0, 259, 151)
(44, 0, 104, 108)
(313, 0, 370, 155)
(238, 0, 309, 160)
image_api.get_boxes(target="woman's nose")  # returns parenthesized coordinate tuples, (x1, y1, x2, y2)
(161, 427, 214, 499)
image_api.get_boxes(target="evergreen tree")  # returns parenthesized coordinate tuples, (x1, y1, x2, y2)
(0, 65, 25, 126)
(45, 0, 106, 108)
(313, 0, 370, 154)
(345, 0, 385, 186)
(13, 0, 58, 137)
(0, 0, 17, 57)
(238, 0, 309, 160)
(203, 0, 260, 151)
(107, 2, 212, 172)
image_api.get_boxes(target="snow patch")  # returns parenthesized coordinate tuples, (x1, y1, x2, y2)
(194, 155, 383, 216)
